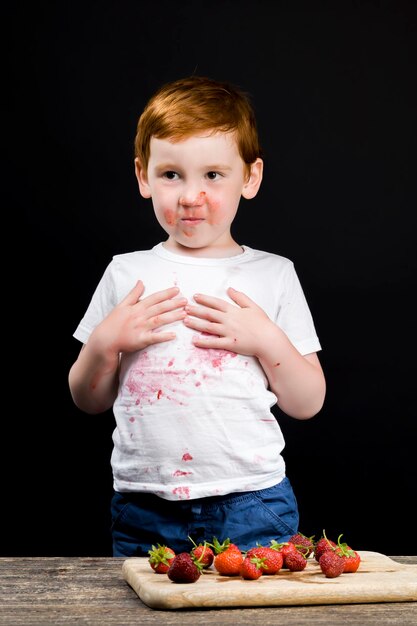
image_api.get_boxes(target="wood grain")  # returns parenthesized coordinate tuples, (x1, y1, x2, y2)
(123, 551, 417, 610)
(1, 556, 416, 625)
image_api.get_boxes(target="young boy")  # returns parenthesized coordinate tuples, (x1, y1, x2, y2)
(69, 75, 326, 557)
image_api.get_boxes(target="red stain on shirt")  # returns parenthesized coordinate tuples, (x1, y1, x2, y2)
(172, 486, 190, 499)
(124, 339, 242, 416)
(182, 452, 193, 462)
(187, 345, 237, 372)
(125, 351, 191, 408)
(173, 470, 192, 477)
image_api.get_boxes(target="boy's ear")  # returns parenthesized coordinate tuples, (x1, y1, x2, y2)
(241, 158, 263, 199)
(134, 158, 152, 198)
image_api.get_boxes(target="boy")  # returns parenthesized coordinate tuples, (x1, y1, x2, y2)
(69, 75, 326, 557)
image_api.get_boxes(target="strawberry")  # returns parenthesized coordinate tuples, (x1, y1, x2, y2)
(148, 543, 176, 574)
(211, 537, 243, 576)
(284, 550, 307, 571)
(188, 536, 214, 569)
(246, 546, 283, 574)
(214, 547, 243, 575)
(270, 540, 298, 568)
(240, 556, 265, 580)
(342, 549, 361, 573)
(211, 536, 240, 553)
(192, 543, 215, 568)
(333, 535, 361, 573)
(289, 532, 315, 557)
(167, 552, 202, 583)
(314, 531, 337, 562)
(319, 550, 345, 578)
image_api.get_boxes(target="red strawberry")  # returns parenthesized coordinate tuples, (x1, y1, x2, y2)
(148, 543, 176, 574)
(342, 549, 361, 573)
(314, 532, 337, 562)
(270, 540, 298, 568)
(191, 543, 215, 569)
(211, 536, 240, 553)
(333, 535, 361, 573)
(229, 544, 242, 552)
(284, 550, 307, 571)
(289, 532, 315, 557)
(214, 547, 243, 575)
(211, 537, 243, 576)
(240, 556, 265, 580)
(167, 552, 202, 583)
(246, 546, 283, 574)
(319, 550, 345, 578)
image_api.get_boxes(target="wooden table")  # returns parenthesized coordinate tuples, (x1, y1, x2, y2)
(1, 556, 416, 625)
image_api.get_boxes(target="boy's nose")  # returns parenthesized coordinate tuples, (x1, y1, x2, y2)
(179, 190, 206, 207)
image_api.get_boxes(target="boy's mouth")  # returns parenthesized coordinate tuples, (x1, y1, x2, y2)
(181, 217, 205, 224)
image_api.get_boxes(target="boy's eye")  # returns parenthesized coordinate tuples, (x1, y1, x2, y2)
(163, 171, 179, 180)
(207, 171, 220, 180)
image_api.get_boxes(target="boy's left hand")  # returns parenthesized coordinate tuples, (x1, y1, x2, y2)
(183, 287, 274, 356)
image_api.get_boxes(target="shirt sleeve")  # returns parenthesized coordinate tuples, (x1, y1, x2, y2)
(72, 260, 118, 344)
(276, 261, 322, 355)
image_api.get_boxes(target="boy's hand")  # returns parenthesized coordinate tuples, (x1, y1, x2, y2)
(93, 280, 187, 356)
(183, 287, 274, 357)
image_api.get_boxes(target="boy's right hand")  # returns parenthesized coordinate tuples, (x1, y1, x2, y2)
(91, 280, 187, 356)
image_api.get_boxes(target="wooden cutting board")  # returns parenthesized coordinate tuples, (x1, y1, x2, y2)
(122, 551, 417, 610)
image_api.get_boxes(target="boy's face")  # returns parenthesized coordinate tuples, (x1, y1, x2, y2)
(135, 132, 262, 256)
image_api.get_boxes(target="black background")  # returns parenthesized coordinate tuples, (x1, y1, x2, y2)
(5, 1, 416, 556)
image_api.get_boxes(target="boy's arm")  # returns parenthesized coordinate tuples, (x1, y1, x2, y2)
(254, 330, 325, 419)
(69, 340, 121, 414)
(69, 281, 187, 414)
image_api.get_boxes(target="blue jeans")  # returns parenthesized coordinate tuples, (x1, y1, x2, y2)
(110, 477, 299, 557)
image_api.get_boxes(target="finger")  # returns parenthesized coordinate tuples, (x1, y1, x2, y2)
(141, 286, 182, 308)
(145, 297, 187, 331)
(121, 280, 145, 305)
(147, 330, 178, 346)
(227, 287, 255, 308)
(184, 315, 222, 336)
(192, 293, 229, 312)
(149, 295, 187, 316)
(184, 303, 222, 323)
(149, 307, 187, 330)
(192, 333, 229, 349)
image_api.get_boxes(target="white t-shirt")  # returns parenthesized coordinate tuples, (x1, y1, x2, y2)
(73, 243, 321, 500)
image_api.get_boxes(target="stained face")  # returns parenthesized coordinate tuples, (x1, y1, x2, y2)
(135, 132, 262, 257)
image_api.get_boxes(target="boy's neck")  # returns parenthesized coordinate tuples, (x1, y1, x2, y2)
(162, 239, 244, 259)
